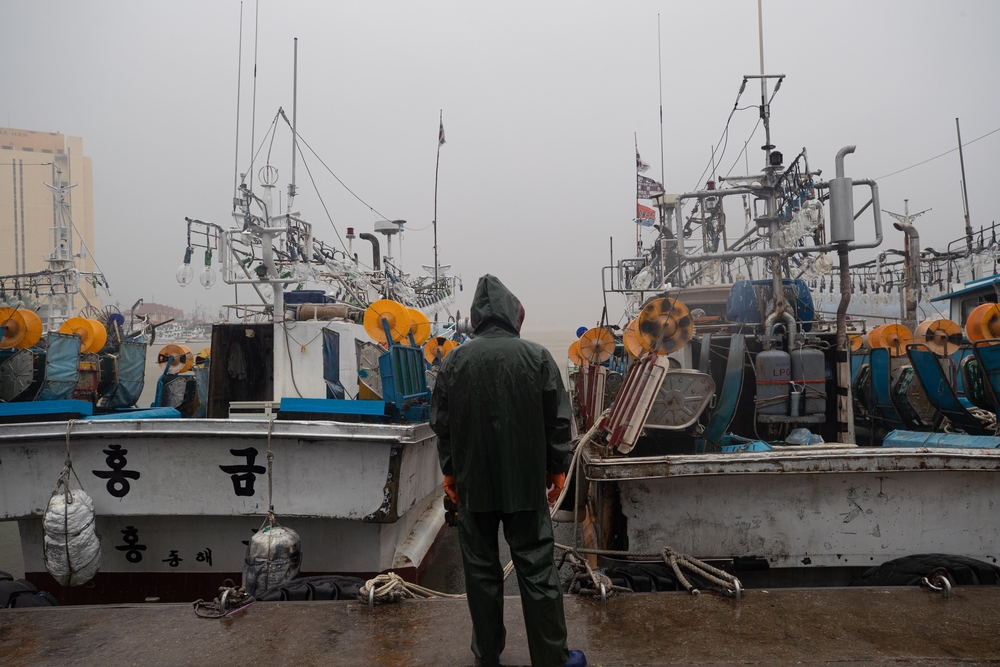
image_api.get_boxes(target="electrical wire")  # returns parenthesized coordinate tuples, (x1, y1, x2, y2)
(875, 125, 1000, 181)
(689, 84, 752, 191)
(725, 117, 763, 179)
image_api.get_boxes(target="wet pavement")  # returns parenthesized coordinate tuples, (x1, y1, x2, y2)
(2, 587, 999, 666)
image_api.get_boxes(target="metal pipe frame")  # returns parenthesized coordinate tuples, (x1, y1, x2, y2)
(672, 179, 882, 264)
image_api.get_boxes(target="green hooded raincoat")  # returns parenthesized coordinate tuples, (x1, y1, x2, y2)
(431, 275, 573, 512)
(431, 275, 573, 667)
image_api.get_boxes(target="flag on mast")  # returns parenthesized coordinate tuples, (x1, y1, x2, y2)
(636, 151, 650, 173)
(637, 174, 663, 199)
(636, 203, 656, 226)
(438, 118, 446, 147)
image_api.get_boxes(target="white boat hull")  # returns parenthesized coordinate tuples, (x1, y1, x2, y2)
(585, 445, 1000, 570)
(0, 418, 445, 602)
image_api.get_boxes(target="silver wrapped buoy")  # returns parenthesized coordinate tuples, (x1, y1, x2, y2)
(242, 519, 301, 597)
(43, 481, 101, 587)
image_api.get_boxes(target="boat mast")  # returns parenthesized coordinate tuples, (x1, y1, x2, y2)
(43, 166, 77, 332)
(956, 117, 973, 251)
(432, 110, 443, 326)
(656, 14, 668, 286)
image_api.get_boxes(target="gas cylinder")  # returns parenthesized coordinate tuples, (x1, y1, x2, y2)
(755, 348, 791, 415)
(791, 347, 827, 415)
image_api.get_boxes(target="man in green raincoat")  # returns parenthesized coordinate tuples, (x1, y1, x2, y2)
(431, 275, 585, 667)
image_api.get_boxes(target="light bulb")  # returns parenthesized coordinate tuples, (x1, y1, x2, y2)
(199, 266, 217, 289)
(176, 247, 194, 287)
(176, 262, 194, 287)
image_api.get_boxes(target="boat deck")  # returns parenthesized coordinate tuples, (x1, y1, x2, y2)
(2, 587, 999, 666)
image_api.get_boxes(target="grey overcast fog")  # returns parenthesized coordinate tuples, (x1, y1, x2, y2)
(1, 1, 998, 336)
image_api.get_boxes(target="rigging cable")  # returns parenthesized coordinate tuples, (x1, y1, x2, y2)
(279, 115, 392, 222)
(240, 112, 280, 188)
(295, 144, 351, 257)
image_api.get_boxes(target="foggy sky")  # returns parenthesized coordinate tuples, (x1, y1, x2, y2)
(2, 0, 998, 334)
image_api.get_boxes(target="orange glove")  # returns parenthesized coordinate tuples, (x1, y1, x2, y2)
(546, 472, 566, 505)
(443, 475, 459, 505)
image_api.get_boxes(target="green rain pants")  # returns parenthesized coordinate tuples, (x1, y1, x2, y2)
(457, 506, 570, 667)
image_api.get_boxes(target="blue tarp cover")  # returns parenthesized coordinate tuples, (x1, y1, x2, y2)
(36, 333, 80, 401)
(0, 399, 93, 418)
(87, 407, 181, 420)
(883, 429, 1000, 448)
(280, 397, 386, 416)
(107, 341, 147, 408)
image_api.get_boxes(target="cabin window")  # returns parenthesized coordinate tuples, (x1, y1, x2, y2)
(961, 294, 998, 322)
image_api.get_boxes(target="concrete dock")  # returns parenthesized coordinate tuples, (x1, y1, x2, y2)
(2, 587, 999, 666)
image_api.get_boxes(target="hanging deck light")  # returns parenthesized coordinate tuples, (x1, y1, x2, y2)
(199, 249, 217, 289)
(176, 247, 194, 287)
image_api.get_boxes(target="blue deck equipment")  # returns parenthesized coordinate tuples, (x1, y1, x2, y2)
(959, 355, 994, 411)
(972, 339, 1000, 412)
(278, 314, 431, 423)
(907, 343, 994, 435)
(869, 348, 907, 430)
(698, 334, 746, 452)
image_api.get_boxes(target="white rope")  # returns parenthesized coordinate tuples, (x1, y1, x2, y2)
(941, 407, 1000, 435)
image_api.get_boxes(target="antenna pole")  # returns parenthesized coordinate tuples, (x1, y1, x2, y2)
(249, 0, 259, 192)
(757, 0, 771, 166)
(289, 37, 298, 212)
(657, 15, 665, 202)
(956, 117, 973, 250)
(232, 2, 244, 205)
(635, 132, 640, 255)
(433, 110, 443, 326)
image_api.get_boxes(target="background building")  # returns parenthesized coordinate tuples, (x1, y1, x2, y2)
(0, 127, 101, 321)
(133, 302, 184, 324)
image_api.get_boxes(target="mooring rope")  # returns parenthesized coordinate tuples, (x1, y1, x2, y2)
(193, 580, 255, 618)
(554, 543, 743, 598)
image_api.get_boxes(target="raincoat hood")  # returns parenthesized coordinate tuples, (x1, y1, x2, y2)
(470, 274, 521, 335)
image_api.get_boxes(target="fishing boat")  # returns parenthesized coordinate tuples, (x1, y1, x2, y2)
(0, 51, 465, 604)
(565, 70, 1000, 590)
